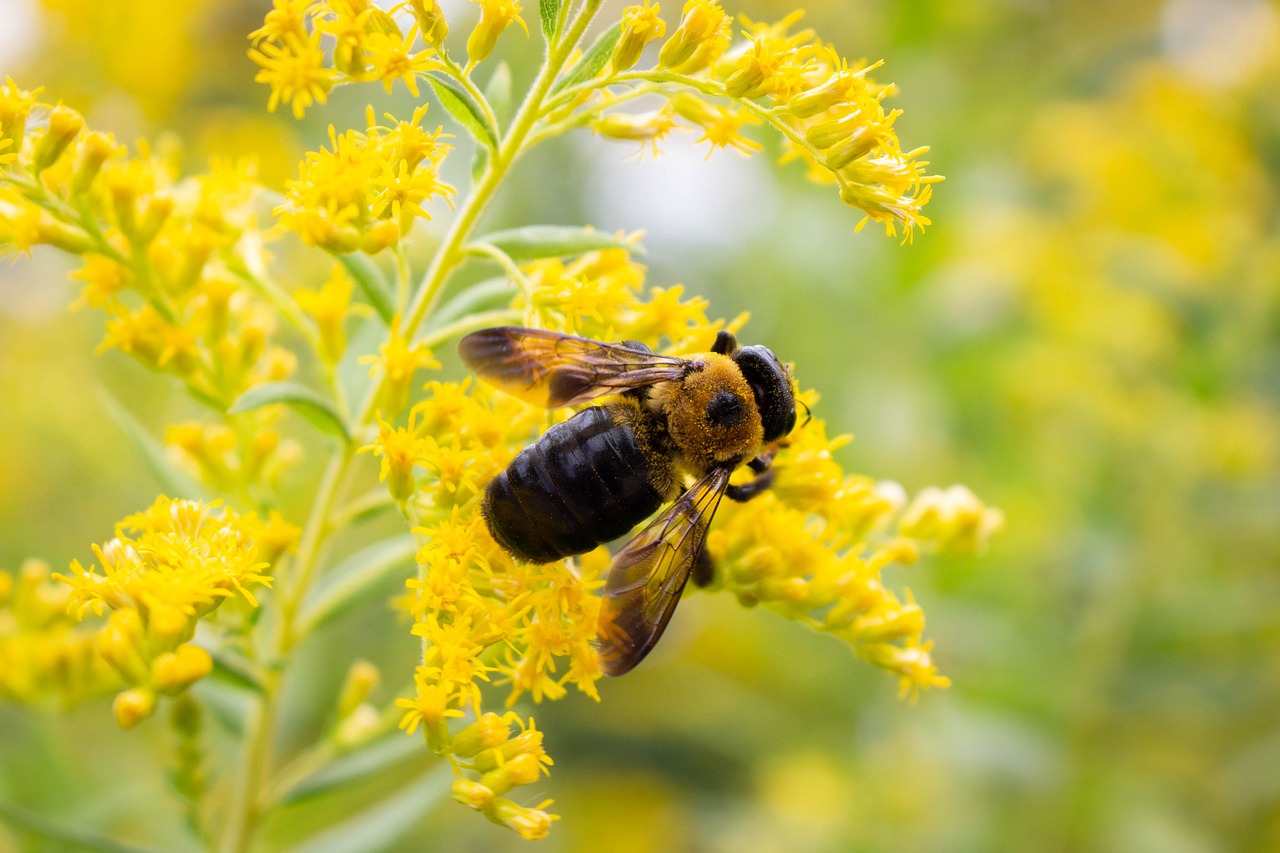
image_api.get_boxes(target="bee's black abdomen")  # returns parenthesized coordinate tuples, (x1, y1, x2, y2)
(483, 407, 665, 563)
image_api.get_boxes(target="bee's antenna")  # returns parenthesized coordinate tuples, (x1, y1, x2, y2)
(798, 399, 812, 429)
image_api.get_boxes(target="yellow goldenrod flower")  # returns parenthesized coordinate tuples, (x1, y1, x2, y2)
(403, 0, 449, 47)
(278, 109, 453, 250)
(32, 103, 85, 172)
(366, 411, 433, 501)
(898, 485, 1005, 555)
(249, 30, 337, 119)
(54, 496, 295, 727)
(361, 319, 443, 415)
(669, 92, 762, 154)
(0, 560, 120, 707)
(592, 106, 678, 158)
(613, 1, 667, 72)
(657, 0, 731, 73)
(364, 29, 441, 95)
(249, 0, 315, 44)
(467, 0, 527, 67)
(0, 78, 41, 153)
(295, 263, 357, 364)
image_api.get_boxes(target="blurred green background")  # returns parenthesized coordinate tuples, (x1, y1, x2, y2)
(2, 0, 1279, 851)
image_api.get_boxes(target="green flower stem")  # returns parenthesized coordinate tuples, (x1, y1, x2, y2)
(230, 266, 325, 358)
(396, 0, 604, 346)
(417, 307, 523, 349)
(462, 241, 534, 295)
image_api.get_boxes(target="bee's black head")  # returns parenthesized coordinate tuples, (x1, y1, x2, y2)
(731, 345, 796, 443)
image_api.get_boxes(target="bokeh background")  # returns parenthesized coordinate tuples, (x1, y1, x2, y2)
(3, 0, 1279, 851)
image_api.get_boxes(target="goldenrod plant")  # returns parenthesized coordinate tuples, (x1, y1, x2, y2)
(0, 1, 998, 848)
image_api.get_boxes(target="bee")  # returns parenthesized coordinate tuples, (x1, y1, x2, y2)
(458, 326, 797, 676)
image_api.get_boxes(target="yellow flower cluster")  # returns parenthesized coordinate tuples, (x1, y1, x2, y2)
(365, 248, 998, 834)
(708, 416, 1002, 699)
(0, 560, 120, 707)
(589, 2, 939, 239)
(276, 106, 454, 254)
(165, 421, 303, 499)
(249, 0, 443, 119)
(0, 82, 299, 416)
(54, 497, 299, 727)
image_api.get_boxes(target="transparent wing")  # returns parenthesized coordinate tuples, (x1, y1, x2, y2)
(597, 466, 732, 677)
(458, 326, 688, 408)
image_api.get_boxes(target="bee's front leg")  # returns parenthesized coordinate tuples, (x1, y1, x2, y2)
(726, 451, 777, 502)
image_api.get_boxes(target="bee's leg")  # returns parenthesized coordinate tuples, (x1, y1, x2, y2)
(727, 450, 777, 503)
(711, 330, 738, 355)
(691, 545, 716, 588)
(726, 468, 775, 502)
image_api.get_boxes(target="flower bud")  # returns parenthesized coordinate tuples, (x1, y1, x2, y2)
(113, 687, 157, 728)
(337, 660, 380, 718)
(409, 0, 449, 46)
(452, 779, 495, 811)
(657, 0, 728, 73)
(151, 643, 213, 693)
(612, 2, 666, 72)
(468, 0, 524, 66)
(33, 103, 84, 171)
(450, 712, 513, 758)
(480, 752, 542, 796)
(491, 799, 557, 840)
(71, 131, 120, 194)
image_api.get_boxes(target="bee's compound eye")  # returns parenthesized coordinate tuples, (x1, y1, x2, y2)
(705, 390, 744, 427)
(732, 345, 796, 443)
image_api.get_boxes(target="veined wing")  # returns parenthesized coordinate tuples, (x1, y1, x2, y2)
(458, 326, 688, 408)
(597, 466, 731, 677)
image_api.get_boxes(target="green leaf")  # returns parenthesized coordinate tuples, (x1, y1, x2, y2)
(473, 224, 642, 260)
(471, 142, 489, 182)
(207, 646, 265, 694)
(484, 61, 513, 124)
(284, 766, 452, 853)
(279, 735, 425, 806)
(96, 388, 207, 500)
(228, 382, 351, 443)
(298, 535, 418, 634)
(192, 679, 252, 737)
(337, 253, 395, 325)
(425, 277, 515, 332)
(425, 72, 498, 150)
(551, 21, 623, 94)
(539, 0, 561, 40)
(0, 802, 158, 853)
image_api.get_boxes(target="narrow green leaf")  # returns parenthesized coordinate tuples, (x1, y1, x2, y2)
(425, 72, 498, 149)
(207, 646, 265, 694)
(279, 735, 425, 806)
(551, 21, 623, 94)
(484, 61, 513, 124)
(228, 382, 351, 443)
(193, 679, 252, 736)
(285, 767, 452, 853)
(425, 277, 515, 332)
(539, 0, 561, 40)
(0, 802, 158, 853)
(95, 388, 207, 500)
(473, 225, 642, 260)
(337, 253, 394, 325)
(298, 535, 418, 634)
(471, 142, 489, 182)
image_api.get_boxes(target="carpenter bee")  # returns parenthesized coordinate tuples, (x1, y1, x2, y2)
(458, 326, 797, 676)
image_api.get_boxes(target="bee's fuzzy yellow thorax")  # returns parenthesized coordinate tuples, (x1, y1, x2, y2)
(650, 352, 764, 472)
